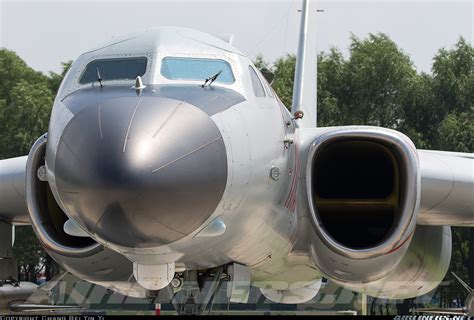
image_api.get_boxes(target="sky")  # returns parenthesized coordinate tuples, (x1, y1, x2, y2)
(0, 0, 472, 74)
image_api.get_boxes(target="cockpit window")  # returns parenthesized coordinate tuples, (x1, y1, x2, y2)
(257, 69, 275, 98)
(248, 66, 266, 97)
(79, 57, 147, 84)
(161, 57, 235, 84)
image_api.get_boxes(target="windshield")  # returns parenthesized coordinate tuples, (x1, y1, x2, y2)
(79, 57, 147, 84)
(161, 57, 235, 84)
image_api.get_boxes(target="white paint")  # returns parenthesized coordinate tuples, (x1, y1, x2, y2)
(133, 262, 175, 290)
(63, 219, 90, 238)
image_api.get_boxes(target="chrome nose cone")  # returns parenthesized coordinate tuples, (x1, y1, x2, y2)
(55, 96, 227, 248)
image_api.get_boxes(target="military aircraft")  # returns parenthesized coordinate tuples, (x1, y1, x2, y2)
(0, 0, 472, 315)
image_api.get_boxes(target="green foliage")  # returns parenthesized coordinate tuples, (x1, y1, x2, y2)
(48, 60, 73, 94)
(257, 34, 473, 152)
(342, 33, 416, 127)
(0, 49, 71, 282)
(399, 73, 438, 148)
(271, 54, 296, 108)
(317, 48, 345, 126)
(254, 54, 275, 84)
(437, 110, 474, 152)
(432, 37, 474, 116)
(0, 50, 53, 159)
(431, 38, 474, 153)
(12, 226, 45, 283)
(0, 80, 53, 158)
(0, 50, 72, 160)
(0, 50, 46, 105)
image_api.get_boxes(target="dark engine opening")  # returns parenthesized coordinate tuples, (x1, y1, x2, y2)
(312, 140, 403, 249)
(37, 180, 96, 248)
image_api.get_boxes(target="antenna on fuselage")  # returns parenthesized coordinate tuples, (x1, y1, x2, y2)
(292, 0, 318, 128)
(96, 67, 103, 88)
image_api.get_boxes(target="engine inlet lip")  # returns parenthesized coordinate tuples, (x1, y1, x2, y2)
(26, 134, 102, 258)
(306, 126, 420, 260)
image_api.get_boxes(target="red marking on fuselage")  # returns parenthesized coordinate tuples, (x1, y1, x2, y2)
(285, 142, 300, 212)
(284, 159, 297, 208)
(385, 231, 415, 255)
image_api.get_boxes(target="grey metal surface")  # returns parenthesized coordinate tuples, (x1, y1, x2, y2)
(62, 85, 245, 116)
(54, 95, 227, 248)
(0, 156, 29, 225)
(417, 150, 474, 226)
(467, 292, 474, 316)
(155, 85, 245, 115)
(45, 246, 147, 298)
(329, 225, 452, 299)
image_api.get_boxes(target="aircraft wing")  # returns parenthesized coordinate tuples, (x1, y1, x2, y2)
(417, 150, 474, 227)
(0, 156, 30, 225)
(1, 149, 472, 227)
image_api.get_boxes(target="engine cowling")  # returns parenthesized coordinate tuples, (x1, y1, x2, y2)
(26, 134, 147, 298)
(306, 127, 420, 281)
(303, 127, 451, 298)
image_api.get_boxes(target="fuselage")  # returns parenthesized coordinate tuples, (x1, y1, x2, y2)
(44, 27, 316, 287)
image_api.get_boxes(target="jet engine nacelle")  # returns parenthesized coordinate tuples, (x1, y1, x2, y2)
(302, 127, 451, 298)
(467, 292, 474, 316)
(26, 135, 147, 298)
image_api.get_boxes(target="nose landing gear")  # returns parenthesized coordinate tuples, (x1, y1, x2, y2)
(155, 263, 251, 315)
(170, 267, 226, 315)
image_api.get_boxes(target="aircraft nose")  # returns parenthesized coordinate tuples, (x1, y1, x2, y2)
(54, 96, 227, 248)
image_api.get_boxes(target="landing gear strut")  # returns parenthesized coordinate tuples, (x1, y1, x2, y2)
(169, 267, 226, 315)
(155, 263, 251, 315)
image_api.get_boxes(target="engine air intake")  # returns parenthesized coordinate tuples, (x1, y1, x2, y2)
(306, 127, 420, 260)
(312, 140, 402, 249)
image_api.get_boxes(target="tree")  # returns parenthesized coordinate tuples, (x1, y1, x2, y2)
(1, 50, 72, 283)
(0, 50, 54, 159)
(271, 54, 296, 109)
(254, 54, 274, 84)
(48, 60, 73, 94)
(12, 226, 44, 283)
(340, 33, 417, 128)
(267, 33, 419, 130)
(399, 73, 436, 149)
(0, 81, 53, 159)
(317, 48, 346, 126)
(431, 37, 474, 117)
(0, 50, 47, 105)
(437, 110, 474, 153)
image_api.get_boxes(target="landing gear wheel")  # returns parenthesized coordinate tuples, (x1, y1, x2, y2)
(170, 267, 225, 315)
